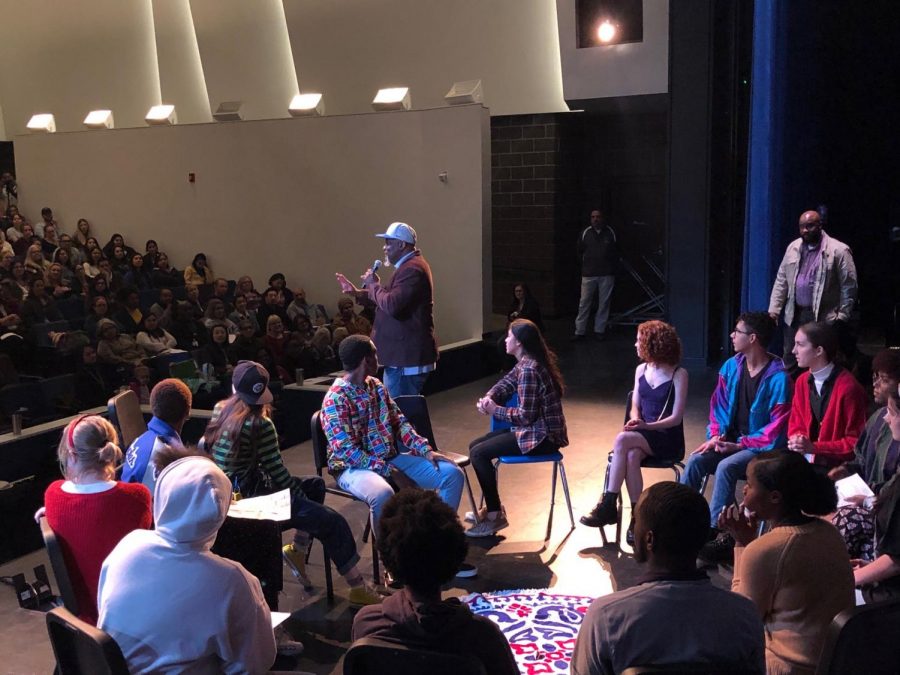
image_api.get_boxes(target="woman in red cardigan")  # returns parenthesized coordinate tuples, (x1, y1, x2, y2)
(787, 322, 868, 467)
(41, 415, 152, 624)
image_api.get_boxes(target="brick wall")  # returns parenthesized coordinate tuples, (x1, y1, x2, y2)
(491, 113, 569, 316)
(491, 111, 668, 320)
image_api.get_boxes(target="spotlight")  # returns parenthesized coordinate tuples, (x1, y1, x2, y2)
(145, 104, 177, 126)
(26, 114, 56, 133)
(597, 20, 617, 43)
(83, 110, 114, 129)
(372, 87, 411, 112)
(212, 101, 243, 122)
(444, 80, 483, 106)
(288, 93, 324, 117)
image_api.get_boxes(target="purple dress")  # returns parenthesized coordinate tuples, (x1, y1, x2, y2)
(634, 369, 685, 461)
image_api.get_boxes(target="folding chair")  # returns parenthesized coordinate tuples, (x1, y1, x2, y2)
(107, 389, 147, 449)
(310, 411, 379, 599)
(46, 606, 129, 675)
(815, 597, 900, 675)
(598, 391, 685, 548)
(343, 635, 487, 675)
(39, 517, 80, 616)
(393, 394, 478, 516)
(478, 392, 575, 543)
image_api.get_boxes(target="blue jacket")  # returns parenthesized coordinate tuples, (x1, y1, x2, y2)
(122, 417, 182, 493)
(707, 353, 792, 452)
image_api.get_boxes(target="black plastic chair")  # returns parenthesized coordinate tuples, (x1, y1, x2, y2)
(343, 636, 487, 675)
(599, 391, 685, 548)
(310, 411, 379, 598)
(815, 597, 900, 675)
(393, 394, 479, 516)
(622, 664, 762, 675)
(39, 517, 80, 617)
(46, 606, 129, 675)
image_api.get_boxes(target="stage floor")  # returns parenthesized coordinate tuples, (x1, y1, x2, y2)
(0, 319, 737, 674)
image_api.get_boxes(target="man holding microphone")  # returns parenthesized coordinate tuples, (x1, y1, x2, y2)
(336, 222, 437, 396)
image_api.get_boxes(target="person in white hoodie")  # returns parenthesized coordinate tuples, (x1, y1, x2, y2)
(97, 450, 276, 674)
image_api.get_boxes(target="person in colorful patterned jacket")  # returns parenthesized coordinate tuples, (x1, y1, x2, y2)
(680, 312, 792, 564)
(321, 334, 463, 527)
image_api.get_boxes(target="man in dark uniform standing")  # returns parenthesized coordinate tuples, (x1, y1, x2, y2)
(574, 209, 618, 341)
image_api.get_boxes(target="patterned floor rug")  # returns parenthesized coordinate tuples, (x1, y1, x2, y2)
(463, 589, 595, 674)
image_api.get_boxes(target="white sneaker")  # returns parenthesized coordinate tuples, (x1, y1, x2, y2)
(464, 505, 505, 524)
(465, 514, 509, 538)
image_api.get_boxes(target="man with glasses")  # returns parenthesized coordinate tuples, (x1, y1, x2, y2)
(680, 312, 792, 563)
(57, 232, 84, 266)
(768, 208, 857, 374)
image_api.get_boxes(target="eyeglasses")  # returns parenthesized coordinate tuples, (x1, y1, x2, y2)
(873, 374, 896, 385)
(732, 329, 754, 336)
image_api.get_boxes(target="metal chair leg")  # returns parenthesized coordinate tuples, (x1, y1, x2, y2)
(367, 511, 380, 583)
(596, 455, 614, 545)
(615, 493, 624, 549)
(699, 474, 711, 499)
(323, 550, 335, 601)
(546, 461, 559, 542)
(461, 466, 478, 516)
(558, 462, 575, 530)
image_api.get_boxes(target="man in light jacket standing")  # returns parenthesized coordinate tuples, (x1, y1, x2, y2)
(768, 208, 857, 373)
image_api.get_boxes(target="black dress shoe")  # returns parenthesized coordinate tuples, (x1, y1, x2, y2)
(698, 532, 736, 564)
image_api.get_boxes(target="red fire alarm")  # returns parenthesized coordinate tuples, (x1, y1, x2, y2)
(188, 172, 195, 183)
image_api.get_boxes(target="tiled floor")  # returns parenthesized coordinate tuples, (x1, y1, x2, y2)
(0, 320, 732, 674)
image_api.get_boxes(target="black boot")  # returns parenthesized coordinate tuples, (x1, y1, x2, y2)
(580, 492, 619, 527)
(625, 505, 637, 546)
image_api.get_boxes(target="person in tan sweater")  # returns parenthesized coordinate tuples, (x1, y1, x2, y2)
(720, 449, 854, 675)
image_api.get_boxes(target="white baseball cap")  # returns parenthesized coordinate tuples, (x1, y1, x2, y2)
(375, 222, 417, 245)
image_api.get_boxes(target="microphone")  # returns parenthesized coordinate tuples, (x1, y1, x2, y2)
(362, 259, 382, 288)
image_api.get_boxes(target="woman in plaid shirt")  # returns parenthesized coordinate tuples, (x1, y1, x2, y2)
(466, 319, 568, 537)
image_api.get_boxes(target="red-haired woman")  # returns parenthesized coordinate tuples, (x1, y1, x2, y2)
(581, 320, 689, 543)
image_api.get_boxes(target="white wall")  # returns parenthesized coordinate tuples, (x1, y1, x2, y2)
(190, 0, 299, 121)
(0, 0, 161, 136)
(152, 0, 213, 124)
(14, 105, 489, 345)
(556, 0, 669, 101)
(0, 1, 672, 137)
(283, 0, 568, 116)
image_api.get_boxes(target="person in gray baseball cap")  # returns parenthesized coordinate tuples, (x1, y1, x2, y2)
(335, 222, 438, 396)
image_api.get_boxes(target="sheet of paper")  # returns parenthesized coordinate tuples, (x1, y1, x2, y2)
(271, 611, 291, 629)
(227, 488, 291, 521)
(835, 473, 874, 508)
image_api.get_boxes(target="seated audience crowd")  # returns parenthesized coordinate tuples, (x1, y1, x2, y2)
(0, 202, 359, 422)
(14, 192, 900, 675)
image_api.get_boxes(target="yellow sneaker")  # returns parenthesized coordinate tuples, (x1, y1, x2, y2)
(282, 543, 313, 590)
(348, 583, 383, 607)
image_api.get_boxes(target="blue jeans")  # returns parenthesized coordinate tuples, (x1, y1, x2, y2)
(681, 449, 756, 527)
(287, 475, 360, 575)
(336, 453, 464, 527)
(575, 275, 615, 335)
(382, 368, 430, 397)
